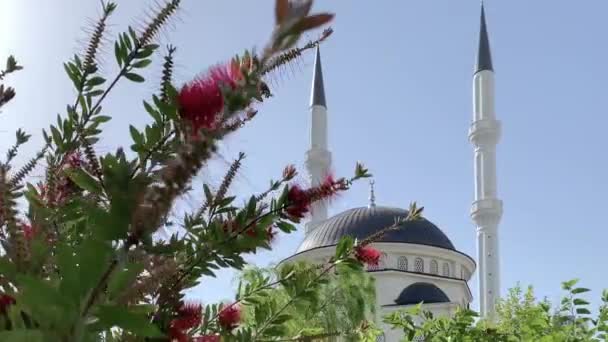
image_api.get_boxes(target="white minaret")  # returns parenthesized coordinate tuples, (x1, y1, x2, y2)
(469, 3, 503, 321)
(305, 47, 332, 234)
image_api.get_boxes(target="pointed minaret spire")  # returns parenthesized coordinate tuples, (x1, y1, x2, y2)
(310, 46, 327, 107)
(368, 180, 376, 208)
(476, 2, 493, 73)
(470, 1, 502, 322)
(305, 46, 332, 234)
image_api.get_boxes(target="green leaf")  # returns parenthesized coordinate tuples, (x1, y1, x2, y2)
(134, 44, 159, 59)
(63, 62, 81, 89)
(129, 125, 144, 145)
(125, 72, 145, 83)
(122, 32, 133, 51)
(107, 262, 145, 299)
(128, 26, 138, 43)
(65, 168, 102, 194)
(573, 298, 590, 306)
(203, 184, 214, 206)
(335, 236, 354, 259)
(17, 275, 75, 329)
(77, 238, 112, 299)
(571, 287, 591, 294)
(576, 308, 591, 315)
(86, 76, 106, 87)
(56, 243, 80, 303)
(0, 331, 44, 342)
(92, 115, 112, 123)
(132, 59, 152, 68)
(276, 221, 296, 233)
(87, 89, 105, 97)
(562, 279, 579, 290)
(50, 125, 63, 146)
(95, 305, 164, 337)
(114, 41, 123, 67)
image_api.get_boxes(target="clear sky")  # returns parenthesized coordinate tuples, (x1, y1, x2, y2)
(2, 0, 608, 313)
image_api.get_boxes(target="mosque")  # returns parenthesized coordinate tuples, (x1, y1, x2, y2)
(282, 4, 503, 341)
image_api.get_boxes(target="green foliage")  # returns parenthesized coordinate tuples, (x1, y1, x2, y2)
(236, 262, 380, 341)
(0, 1, 395, 341)
(383, 280, 608, 342)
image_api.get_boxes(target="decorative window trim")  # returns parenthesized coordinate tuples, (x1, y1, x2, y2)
(430, 260, 438, 274)
(414, 257, 424, 273)
(397, 256, 408, 271)
(442, 262, 450, 277)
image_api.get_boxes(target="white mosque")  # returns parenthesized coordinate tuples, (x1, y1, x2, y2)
(282, 4, 503, 341)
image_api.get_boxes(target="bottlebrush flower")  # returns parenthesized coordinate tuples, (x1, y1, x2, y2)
(171, 302, 203, 331)
(21, 222, 35, 241)
(0, 294, 15, 314)
(354, 245, 381, 266)
(63, 151, 83, 170)
(282, 164, 297, 180)
(285, 175, 346, 220)
(218, 303, 241, 330)
(178, 64, 240, 135)
(285, 184, 309, 219)
(266, 226, 277, 243)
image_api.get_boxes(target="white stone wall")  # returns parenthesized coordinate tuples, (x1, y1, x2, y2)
(283, 243, 475, 341)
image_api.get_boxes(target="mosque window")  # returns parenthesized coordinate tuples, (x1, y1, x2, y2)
(380, 253, 388, 268)
(414, 257, 424, 272)
(443, 263, 450, 276)
(398, 256, 408, 270)
(430, 260, 438, 274)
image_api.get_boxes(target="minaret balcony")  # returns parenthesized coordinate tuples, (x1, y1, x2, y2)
(305, 148, 332, 168)
(471, 198, 503, 227)
(469, 119, 501, 146)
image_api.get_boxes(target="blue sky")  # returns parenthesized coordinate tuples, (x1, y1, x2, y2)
(2, 0, 608, 312)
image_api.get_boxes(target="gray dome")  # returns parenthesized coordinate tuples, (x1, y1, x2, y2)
(394, 282, 450, 306)
(296, 206, 455, 253)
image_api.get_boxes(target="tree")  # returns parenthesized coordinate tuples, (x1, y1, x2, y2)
(0, 1, 422, 341)
(383, 279, 608, 341)
(235, 261, 381, 341)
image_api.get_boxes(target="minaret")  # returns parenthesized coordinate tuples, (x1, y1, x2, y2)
(368, 180, 376, 208)
(469, 3, 503, 321)
(305, 47, 332, 234)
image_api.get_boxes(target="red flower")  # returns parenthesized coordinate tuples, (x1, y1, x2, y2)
(171, 302, 203, 331)
(245, 224, 258, 238)
(282, 164, 297, 180)
(285, 175, 346, 220)
(355, 245, 381, 266)
(266, 226, 276, 243)
(285, 185, 310, 219)
(0, 294, 15, 314)
(64, 151, 83, 169)
(218, 303, 241, 330)
(178, 64, 240, 135)
(168, 327, 188, 342)
(21, 223, 35, 241)
(192, 336, 220, 342)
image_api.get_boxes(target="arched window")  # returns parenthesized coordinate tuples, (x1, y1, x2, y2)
(397, 256, 408, 270)
(443, 262, 450, 276)
(430, 260, 438, 274)
(414, 257, 424, 273)
(460, 268, 465, 279)
(380, 253, 388, 269)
